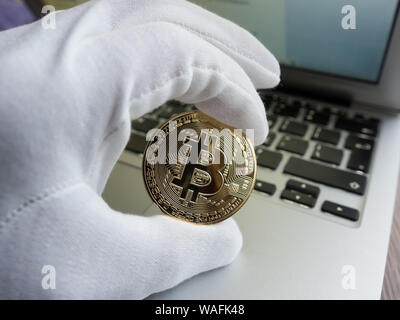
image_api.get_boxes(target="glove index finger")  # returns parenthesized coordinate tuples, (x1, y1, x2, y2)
(146, 0, 281, 89)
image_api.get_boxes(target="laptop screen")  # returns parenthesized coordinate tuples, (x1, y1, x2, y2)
(191, 0, 399, 83)
(5, 0, 399, 82)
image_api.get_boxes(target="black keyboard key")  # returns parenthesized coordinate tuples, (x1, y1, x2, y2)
(277, 135, 308, 155)
(330, 109, 347, 117)
(254, 180, 276, 195)
(290, 99, 304, 108)
(262, 96, 276, 114)
(132, 118, 159, 133)
(276, 95, 288, 104)
(261, 93, 274, 105)
(260, 92, 279, 103)
(263, 132, 276, 147)
(126, 133, 147, 154)
(312, 127, 341, 145)
(256, 148, 283, 170)
(279, 119, 308, 137)
(168, 100, 185, 107)
(304, 101, 318, 109)
(267, 115, 277, 129)
(304, 109, 330, 125)
(286, 179, 320, 198)
(273, 103, 300, 118)
(354, 113, 365, 119)
(335, 116, 378, 137)
(347, 149, 372, 173)
(281, 189, 316, 208)
(321, 201, 360, 221)
(369, 117, 380, 126)
(312, 144, 343, 165)
(345, 134, 374, 151)
(184, 104, 197, 111)
(284, 157, 367, 195)
(159, 105, 181, 119)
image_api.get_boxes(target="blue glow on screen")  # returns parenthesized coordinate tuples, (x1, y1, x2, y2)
(191, 0, 398, 82)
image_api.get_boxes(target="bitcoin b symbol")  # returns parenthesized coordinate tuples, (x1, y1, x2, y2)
(172, 132, 225, 203)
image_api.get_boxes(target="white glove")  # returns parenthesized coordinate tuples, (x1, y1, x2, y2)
(0, 0, 280, 299)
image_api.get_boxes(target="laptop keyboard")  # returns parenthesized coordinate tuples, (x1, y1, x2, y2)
(125, 91, 380, 226)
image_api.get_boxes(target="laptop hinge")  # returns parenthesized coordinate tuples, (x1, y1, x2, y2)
(267, 83, 352, 108)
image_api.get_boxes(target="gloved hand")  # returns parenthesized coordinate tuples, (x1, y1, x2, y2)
(0, 0, 279, 299)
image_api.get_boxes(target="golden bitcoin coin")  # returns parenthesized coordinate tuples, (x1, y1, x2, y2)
(142, 110, 256, 224)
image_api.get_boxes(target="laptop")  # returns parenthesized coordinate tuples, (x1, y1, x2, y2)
(23, 0, 400, 299)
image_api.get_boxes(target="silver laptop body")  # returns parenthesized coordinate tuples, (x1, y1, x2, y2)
(103, 1, 400, 299)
